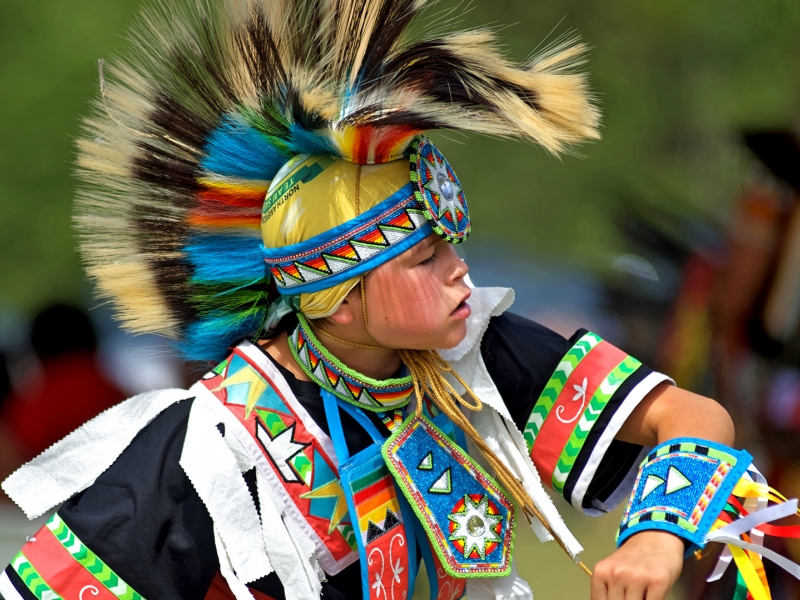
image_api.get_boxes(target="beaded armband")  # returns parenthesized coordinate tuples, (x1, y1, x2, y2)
(617, 438, 751, 551)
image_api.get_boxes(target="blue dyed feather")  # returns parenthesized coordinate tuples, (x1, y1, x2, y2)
(179, 309, 267, 363)
(184, 234, 266, 284)
(201, 115, 288, 180)
(289, 124, 338, 156)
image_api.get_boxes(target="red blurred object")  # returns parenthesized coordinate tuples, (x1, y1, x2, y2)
(0, 351, 124, 459)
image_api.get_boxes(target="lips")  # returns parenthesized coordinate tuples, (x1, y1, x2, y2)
(450, 289, 472, 319)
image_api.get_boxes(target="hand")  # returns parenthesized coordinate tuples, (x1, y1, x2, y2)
(591, 531, 684, 600)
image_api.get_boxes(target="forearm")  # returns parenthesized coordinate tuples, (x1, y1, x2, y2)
(615, 382, 735, 447)
(593, 384, 737, 599)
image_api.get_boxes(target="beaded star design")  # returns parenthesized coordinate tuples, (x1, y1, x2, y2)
(422, 153, 465, 226)
(448, 494, 503, 560)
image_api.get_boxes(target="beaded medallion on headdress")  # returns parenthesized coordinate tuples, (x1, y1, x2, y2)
(411, 138, 471, 243)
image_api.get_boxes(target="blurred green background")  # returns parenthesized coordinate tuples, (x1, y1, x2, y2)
(2, 0, 800, 314)
(2, 2, 800, 598)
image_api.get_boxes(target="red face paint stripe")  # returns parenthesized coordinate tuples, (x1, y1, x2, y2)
(531, 340, 628, 487)
(19, 525, 118, 600)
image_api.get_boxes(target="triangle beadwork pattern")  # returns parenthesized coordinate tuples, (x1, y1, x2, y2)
(267, 197, 422, 289)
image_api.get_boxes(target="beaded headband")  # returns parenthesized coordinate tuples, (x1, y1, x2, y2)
(261, 137, 470, 295)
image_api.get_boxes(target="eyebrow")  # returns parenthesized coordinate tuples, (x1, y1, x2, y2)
(410, 236, 437, 254)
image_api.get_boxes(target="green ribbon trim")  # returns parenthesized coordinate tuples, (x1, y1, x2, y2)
(11, 552, 62, 600)
(522, 332, 603, 451)
(552, 354, 641, 494)
(47, 513, 145, 600)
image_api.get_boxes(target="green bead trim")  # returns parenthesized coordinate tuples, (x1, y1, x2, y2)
(614, 509, 697, 543)
(289, 313, 414, 412)
(10, 552, 62, 600)
(641, 441, 739, 469)
(381, 414, 516, 579)
(522, 332, 603, 451)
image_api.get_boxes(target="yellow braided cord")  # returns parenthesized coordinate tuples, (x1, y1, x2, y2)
(398, 348, 592, 576)
(309, 321, 385, 350)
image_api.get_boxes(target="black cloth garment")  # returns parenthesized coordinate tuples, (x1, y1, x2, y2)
(481, 313, 651, 512)
(5, 314, 648, 600)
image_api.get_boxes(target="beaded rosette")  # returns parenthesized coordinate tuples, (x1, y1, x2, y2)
(383, 414, 515, 578)
(410, 137, 471, 243)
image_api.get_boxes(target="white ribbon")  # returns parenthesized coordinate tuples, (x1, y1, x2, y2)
(214, 526, 257, 600)
(180, 398, 272, 584)
(706, 546, 733, 583)
(705, 500, 798, 543)
(255, 472, 322, 600)
(2, 388, 190, 519)
(705, 498, 799, 583)
(710, 536, 800, 581)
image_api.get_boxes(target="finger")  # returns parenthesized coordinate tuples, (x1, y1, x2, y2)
(607, 582, 626, 600)
(608, 581, 627, 600)
(624, 582, 646, 600)
(623, 574, 651, 600)
(644, 583, 670, 600)
(590, 573, 608, 600)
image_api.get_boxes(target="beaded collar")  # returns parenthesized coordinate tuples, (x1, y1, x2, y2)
(288, 313, 414, 412)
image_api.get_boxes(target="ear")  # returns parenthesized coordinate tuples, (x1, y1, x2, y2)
(327, 289, 358, 326)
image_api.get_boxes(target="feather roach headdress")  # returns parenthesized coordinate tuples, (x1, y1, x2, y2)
(75, 0, 600, 362)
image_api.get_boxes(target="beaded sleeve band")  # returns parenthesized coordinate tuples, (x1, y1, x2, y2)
(618, 438, 800, 599)
(289, 313, 414, 411)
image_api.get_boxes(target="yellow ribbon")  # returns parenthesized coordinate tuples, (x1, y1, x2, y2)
(729, 544, 771, 600)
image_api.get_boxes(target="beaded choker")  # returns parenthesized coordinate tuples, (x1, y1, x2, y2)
(289, 314, 414, 412)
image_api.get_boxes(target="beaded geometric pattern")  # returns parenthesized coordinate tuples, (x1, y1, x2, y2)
(289, 314, 414, 412)
(201, 344, 359, 573)
(11, 513, 145, 600)
(339, 449, 413, 600)
(383, 415, 515, 578)
(410, 137, 470, 243)
(261, 185, 432, 294)
(617, 439, 752, 548)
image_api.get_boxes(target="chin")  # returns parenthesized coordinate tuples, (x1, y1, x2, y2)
(435, 321, 468, 350)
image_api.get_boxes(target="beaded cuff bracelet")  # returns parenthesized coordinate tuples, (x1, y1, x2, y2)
(617, 438, 752, 551)
(617, 438, 800, 599)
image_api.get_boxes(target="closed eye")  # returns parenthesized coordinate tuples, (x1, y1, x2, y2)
(419, 251, 437, 266)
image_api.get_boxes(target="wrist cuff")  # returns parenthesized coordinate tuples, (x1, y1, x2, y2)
(617, 438, 752, 552)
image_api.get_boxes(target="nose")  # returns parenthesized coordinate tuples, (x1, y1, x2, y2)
(447, 245, 469, 284)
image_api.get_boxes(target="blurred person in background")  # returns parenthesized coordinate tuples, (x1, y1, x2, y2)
(658, 130, 800, 599)
(0, 305, 124, 497)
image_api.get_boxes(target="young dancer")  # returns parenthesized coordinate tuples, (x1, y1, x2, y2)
(2, 1, 798, 599)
